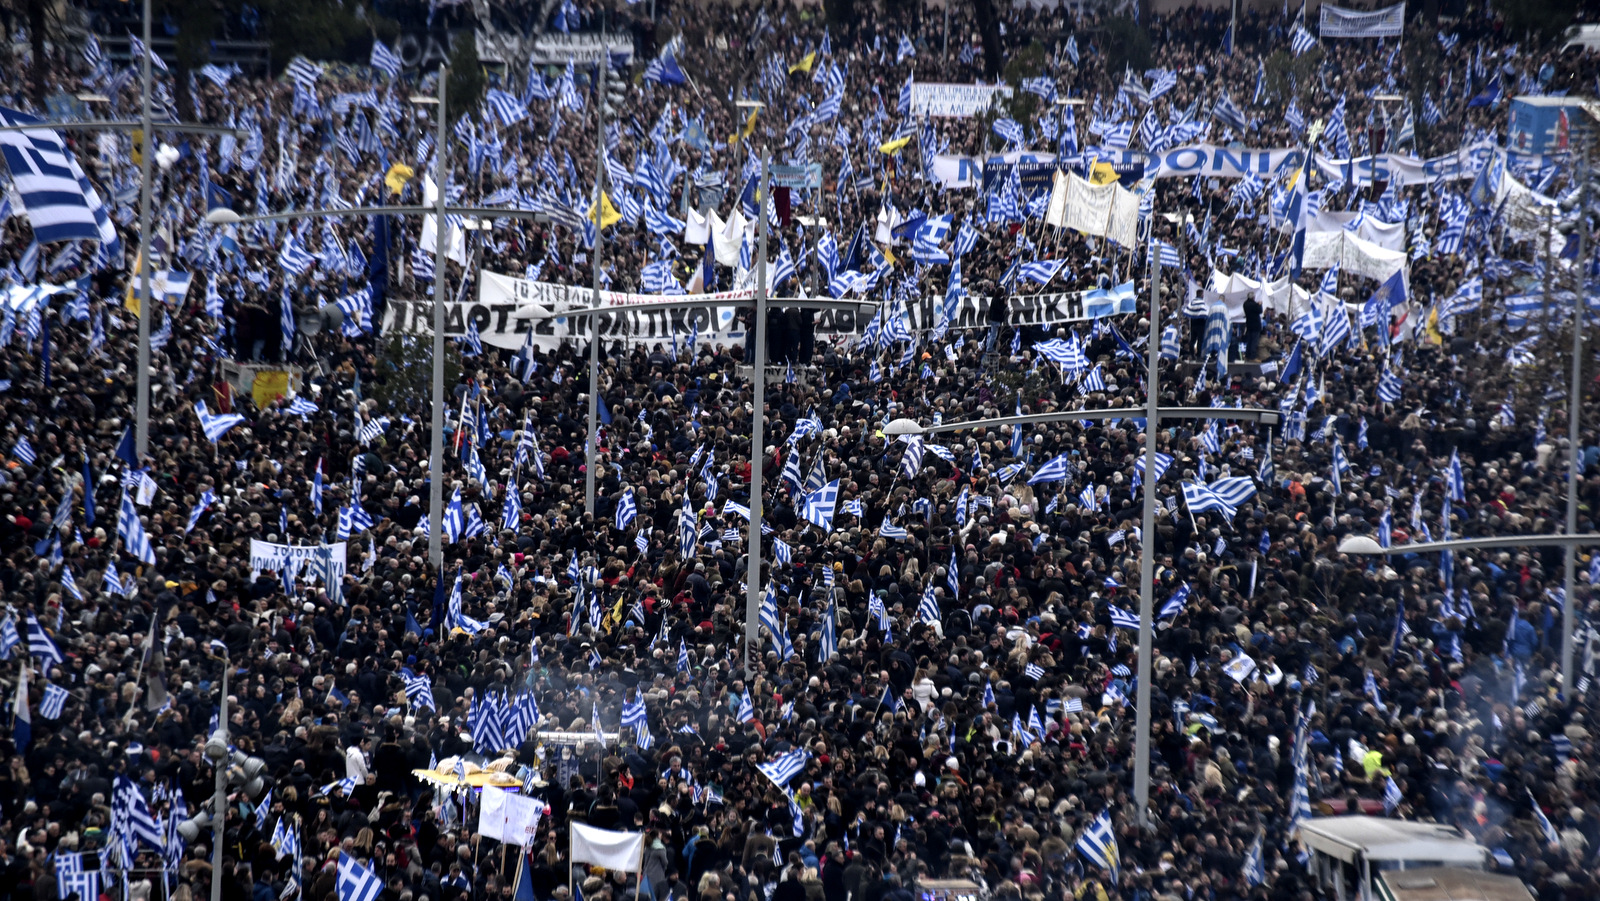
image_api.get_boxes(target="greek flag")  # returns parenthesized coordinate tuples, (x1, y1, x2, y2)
(1028, 453, 1072, 485)
(1159, 584, 1192, 619)
(1035, 337, 1089, 371)
(801, 480, 839, 532)
(55, 853, 100, 901)
(0, 107, 103, 243)
(1019, 258, 1067, 287)
(509, 329, 538, 382)
(1181, 481, 1238, 519)
(1529, 789, 1561, 846)
(1376, 368, 1404, 403)
(38, 682, 68, 719)
(442, 487, 466, 543)
(337, 852, 384, 901)
(356, 417, 390, 445)
(1209, 477, 1257, 510)
(112, 774, 165, 851)
(1447, 450, 1466, 501)
(10, 438, 35, 466)
(400, 668, 435, 710)
(620, 695, 648, 728)
(1212, 93, 1249, 133)
(1291, 26, 1317, 55)
(818, 602, 838, 662)
(757, 749, 810, 787)
(1135, 452, 1174, 484)
(369, 41, 402, 79)
(453, 319, 484, 357)
(1075, 809, 1119, 882)
(502, 485, 523, 532)
(118, 491, 157, 565)
(1422, 93, 1444, 125)
(285, 57, 323, 86)
(1078, 483, 1099, 510)
(1242, 830, 1265, 886)
(1106, 605, 1140, 630)
(1383, 776, 1403, 813)
(917, 586, 940, 624)
(195, 401, 246, 442)
(484, 88, 527, 126)
(615, 490, 637, 529)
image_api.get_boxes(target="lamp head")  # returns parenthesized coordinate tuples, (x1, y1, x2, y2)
(1337, 536, 1386, 556)
(883, 418, 924, 437)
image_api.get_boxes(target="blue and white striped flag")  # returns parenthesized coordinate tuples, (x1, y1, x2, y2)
(1291, 26, 1316, 56)
(1075, 809, 1119, 882)
(0, 108, 104, 243)
(1106, 605, 1141, 630)
(195, 401, 246, 443)
(369, 42, 402, 79)
(117, 491, 157, 565)
(337, 852, 384, 901)
(756, 749, 810, 787)
(38, 682, 68, 719)
(615, 489, 637, 529)
(1027, 453, 1072, 485)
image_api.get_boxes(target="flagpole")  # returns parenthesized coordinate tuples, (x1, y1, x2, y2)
(134, 0, 155, 460)
(744, 148, 771, 681)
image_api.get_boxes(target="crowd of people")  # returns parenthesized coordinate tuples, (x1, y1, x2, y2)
(2, 3, 1600, 901)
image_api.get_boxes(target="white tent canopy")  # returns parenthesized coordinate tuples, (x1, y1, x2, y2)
(1299, 817, 1488, 866)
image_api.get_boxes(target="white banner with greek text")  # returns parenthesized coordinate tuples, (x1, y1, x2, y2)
(909, 83, 1014, 118)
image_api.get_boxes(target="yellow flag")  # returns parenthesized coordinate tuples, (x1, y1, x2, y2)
(879, 135, 913, 155)
(1424, 304, 1444, 346)
(742, 108, 759, 138)
(587, 192, 623, 229)
(123, 254, 146, 315)
(789, 51, 818, 74)
(880, 244, 897, 266)
(1088, 162, 1119, 185)
(252, 370, 292, 409)
(384, 163, 416, 195)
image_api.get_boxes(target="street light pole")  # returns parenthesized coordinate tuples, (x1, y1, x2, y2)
(744, 151, 771, 680)
(1563, 151, 1589, 687)
(427, 68, 449, 570)
(208, 659, 230, 901)
(586, 58, 608, 517)
(135, 0, 155, 459)
(1134, 222, 1163, 827)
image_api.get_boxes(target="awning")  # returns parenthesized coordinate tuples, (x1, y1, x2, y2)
(1299, 817, 1488, 865)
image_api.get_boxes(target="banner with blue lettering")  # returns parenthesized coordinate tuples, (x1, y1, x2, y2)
(933, 141, 1522, 188)
(1141, 145, 1304, 180)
